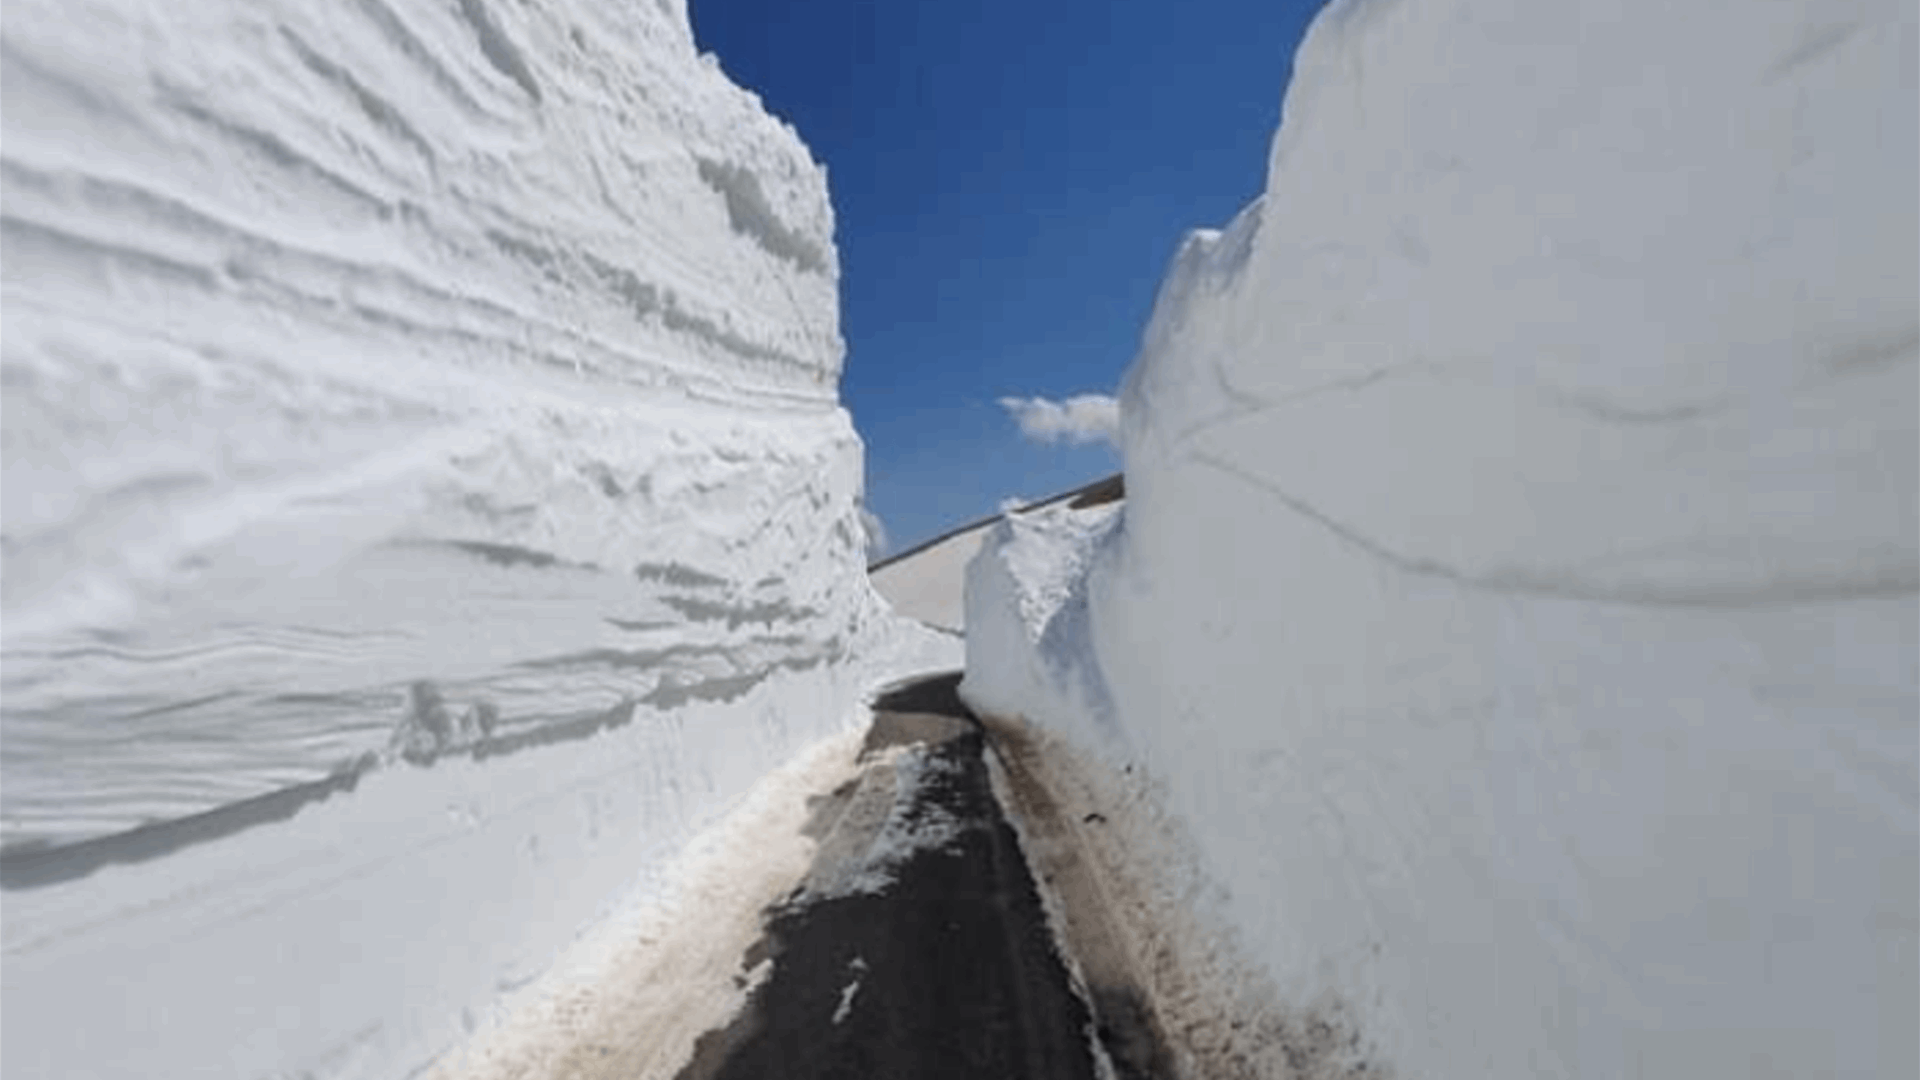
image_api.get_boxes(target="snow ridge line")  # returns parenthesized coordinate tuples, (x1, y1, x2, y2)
(865, 472, 1122, 574)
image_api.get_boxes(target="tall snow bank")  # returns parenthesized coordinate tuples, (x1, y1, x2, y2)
(964, 0, 1919, 1075)
(0, 0, 865, 841)
(0, 0, 952, 1075)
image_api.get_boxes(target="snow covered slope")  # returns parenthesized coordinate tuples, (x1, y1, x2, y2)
(871, 525, 992, 632)
(963, 0, 1919, 1076)
(0, 0, 953, 1075)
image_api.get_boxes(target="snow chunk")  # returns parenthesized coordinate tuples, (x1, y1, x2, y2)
(961, 501, 1122, 742)
(831, 957, 868, 1026)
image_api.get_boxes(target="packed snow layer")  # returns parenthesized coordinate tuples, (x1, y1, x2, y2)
(0, 0, 965, 1074)
(963, 506, 1121, 735)
(963, 0, 1919, 1076)
(1, 0, 860, 844)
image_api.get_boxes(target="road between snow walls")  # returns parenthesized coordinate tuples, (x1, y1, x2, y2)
(424, 671, 1165, 1080)
(582, 669, 1357, 1080)
(6, 0, 1909, 1074)
(671, 672, 1121, 1080)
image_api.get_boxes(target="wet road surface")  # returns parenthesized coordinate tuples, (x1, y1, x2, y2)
(673, 672, 1139, 1080)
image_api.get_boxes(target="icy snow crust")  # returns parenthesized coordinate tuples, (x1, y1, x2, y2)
(0, 0, 963, 1075)
(964, 0, 1919, 1075)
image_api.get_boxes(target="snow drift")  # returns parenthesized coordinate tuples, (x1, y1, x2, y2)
(963, 0, 1919, 1075)
(0, 0, 951, 1075)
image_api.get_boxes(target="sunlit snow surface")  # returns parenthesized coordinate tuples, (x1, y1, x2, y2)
(964, 0, 1918, 1076)
(0, 0, 967, 1076)
(0, 0, 870, 848)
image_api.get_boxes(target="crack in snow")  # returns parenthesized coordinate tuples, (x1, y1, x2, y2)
(1190, 449, 1920, 608)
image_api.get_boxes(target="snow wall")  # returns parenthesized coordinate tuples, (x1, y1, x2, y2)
(0, 1, 939, 1076)
(962, 0, 1918, 1076)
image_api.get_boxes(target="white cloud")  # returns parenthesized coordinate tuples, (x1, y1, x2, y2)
(858, 505, 889, 561)
(998, 394, 1119, 447)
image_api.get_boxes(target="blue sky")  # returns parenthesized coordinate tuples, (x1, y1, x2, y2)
(691, 0, 1331, 553)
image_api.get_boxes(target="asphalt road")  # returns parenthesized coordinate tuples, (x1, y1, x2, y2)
(673, 673, 1149, 1080)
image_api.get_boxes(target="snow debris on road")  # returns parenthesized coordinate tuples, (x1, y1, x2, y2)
(830, 957, 868, 1026)
(837, 745, 974, 896)
(794, 741, 977, 904)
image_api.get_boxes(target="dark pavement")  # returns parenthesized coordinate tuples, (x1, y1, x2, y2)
(673, 672, 1152, 1080)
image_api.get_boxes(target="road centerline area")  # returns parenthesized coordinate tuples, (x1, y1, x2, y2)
(672, 672, 1128, 1080)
